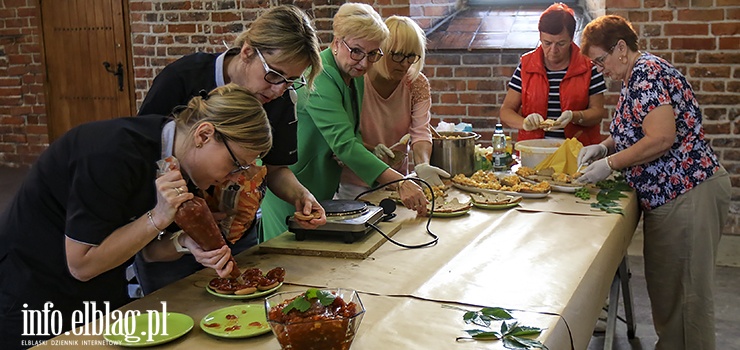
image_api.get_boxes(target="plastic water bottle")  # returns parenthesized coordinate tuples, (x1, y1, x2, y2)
(492, 124, 508, 172)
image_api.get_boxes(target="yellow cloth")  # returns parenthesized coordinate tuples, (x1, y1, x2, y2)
(534, 138, 583, 175)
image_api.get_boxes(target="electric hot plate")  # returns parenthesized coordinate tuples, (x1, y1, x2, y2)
(287, 200, 385, 243)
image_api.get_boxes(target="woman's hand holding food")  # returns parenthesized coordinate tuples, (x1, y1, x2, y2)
(292, 194, 327, 229)
(553, 110, 573, 129)
(577, 144, 609, 167)
(523, 113, 545, 131)
(151, 170, 193, 232)
(180, 233, 235, 278)
(373, 143, 395, 160)
(576, 157, 612, 184)
(399, 179, 428, 215)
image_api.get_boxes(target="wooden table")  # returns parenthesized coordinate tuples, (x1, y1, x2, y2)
(37, 188, 639, 350)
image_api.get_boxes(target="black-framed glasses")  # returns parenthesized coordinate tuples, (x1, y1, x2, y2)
(389, 51, 421, 64)
(341, 40, 383, 63)
(592, 43, 617, 67)
(214, 130, 251, 175)
(255, 48, 307, 90)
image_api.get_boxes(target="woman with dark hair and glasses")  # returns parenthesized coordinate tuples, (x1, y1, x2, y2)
(261, 3, 429, 241)
(135, 5, 327, 295)
(500, 2, 607, 145)
(578, 15, 730, 349)
(337, 15, 449, 200)
(0, 85, 270, 349)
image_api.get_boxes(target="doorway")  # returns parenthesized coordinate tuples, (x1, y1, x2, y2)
(39, 0, 135, 141)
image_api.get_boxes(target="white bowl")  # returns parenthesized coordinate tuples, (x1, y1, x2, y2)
(514, 139, 563, 168)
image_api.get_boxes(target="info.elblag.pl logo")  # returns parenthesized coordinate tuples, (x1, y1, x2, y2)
(22, 301, 170, 342)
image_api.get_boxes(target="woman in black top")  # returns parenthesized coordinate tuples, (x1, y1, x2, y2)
(0, 84, 271, 349)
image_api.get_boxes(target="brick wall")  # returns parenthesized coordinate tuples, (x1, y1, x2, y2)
(0, 0, 737, 232)
(0, 0, 45, 166)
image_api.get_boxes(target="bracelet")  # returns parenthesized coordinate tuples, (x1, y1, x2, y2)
(606, 155, 615, 170)
(146, 210, 166, 240)
(577, 111, 585, 125)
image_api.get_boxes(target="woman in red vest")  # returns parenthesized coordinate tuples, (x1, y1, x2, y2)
(500, 2, 607, 145)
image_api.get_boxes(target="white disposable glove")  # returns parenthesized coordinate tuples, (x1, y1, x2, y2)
(552, 110, 573, 129)
(575, 157, 613, 184)
(373, 143, 395, 160)
(577, 144, 608, 167)
(523, 113, 544, 131)
(414, 163, 450, 187)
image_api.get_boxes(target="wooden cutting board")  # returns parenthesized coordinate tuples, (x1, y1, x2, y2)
(258, 220, 402, 259)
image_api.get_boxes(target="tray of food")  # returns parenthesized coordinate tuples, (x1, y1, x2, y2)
(451, 170, 551, 199)
(515, 166, 584, 193)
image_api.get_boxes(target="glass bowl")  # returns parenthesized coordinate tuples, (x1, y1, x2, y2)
(264, 288, 365, 350)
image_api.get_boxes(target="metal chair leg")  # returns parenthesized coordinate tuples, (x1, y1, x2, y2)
(604, 272, 620, 350)
(619, 256, 636, 338)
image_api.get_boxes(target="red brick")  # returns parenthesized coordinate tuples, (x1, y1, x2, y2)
(628, 11, 648, 23)
(651, 10, 674, 22)
(677, 9, 724, 21)
(719, 37, 740, 50)
(671, 37, 716, 50)
(665, 23, 708, 36)
(167, 24, 197, 33)
(689, 67, 732, 78)
(439, 93, 459, 104)
(454, 67, 491, 78)
(673, 52, 696, 63)
(712, 23, 739, 36)
(702, 81, 726, 92)
(691, 0, 714, 6)
(728, 8, 740, 20)
(650, 38, 669, 50)
(698, 52, 740, 64)
(459, 93, 497, 104)
(431, 105, 467, 116)
(667, 0, 690, 6)
(605, 0, 641, 8)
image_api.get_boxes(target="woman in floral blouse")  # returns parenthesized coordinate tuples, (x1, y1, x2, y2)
(577, 15, 731, 350)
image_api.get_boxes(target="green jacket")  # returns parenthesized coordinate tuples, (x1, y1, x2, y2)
(261, 48, 390, 241)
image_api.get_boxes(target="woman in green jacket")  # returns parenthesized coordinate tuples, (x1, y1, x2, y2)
(261, 3, 428, 241)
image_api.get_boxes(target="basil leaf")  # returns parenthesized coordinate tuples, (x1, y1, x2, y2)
(504, 336, 549, 350)
(508, 325, 544, 337)
(466, 329, 502, 340)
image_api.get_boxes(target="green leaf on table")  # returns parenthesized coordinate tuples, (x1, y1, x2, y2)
(503, 336, 549, 350)
(464, 311, 492, 328)
(481, 307, 514, 320)
(466, 329, 502, 340)
(508, 325, 545, 337)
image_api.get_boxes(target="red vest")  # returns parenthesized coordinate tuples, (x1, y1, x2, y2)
(517, 42, 602, 145)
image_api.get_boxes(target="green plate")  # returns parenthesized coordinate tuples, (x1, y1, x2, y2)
(205, 282, 282, 300)
(200, 304, 271, 339)
(472, 201, 520, 210)
(103, 312, 193, 347)
(430, 208, 471, 217)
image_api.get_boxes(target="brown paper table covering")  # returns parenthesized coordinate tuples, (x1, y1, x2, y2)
(37, 190, 638, 350)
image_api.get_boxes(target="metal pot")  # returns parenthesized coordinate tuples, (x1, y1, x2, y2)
(430, 131, 480, 176)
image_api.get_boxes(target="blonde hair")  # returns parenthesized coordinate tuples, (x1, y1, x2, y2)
(175, 84, 272, 158)
(373, 16, 426, 81)
(234, 5, 322, 89)
(332, 3, 389, 44)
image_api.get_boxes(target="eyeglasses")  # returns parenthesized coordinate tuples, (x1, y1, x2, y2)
(389, 51, 421, 64)
(255, 48, 307, 90)
(341, 40, 383, 63)
(592, 43, 617, 67)
(214, 130, 251, 175)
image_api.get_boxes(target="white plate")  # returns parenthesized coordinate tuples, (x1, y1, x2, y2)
(518, 175, 581, 193)
(452, 183, 550, 199)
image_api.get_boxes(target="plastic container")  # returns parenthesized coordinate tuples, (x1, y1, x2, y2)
(514, 139, 563, 168)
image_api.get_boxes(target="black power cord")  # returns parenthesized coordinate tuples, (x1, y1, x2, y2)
(354, 177, 438, 249)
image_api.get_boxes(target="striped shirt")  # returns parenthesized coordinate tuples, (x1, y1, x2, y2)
(508, 63, 606, 137)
